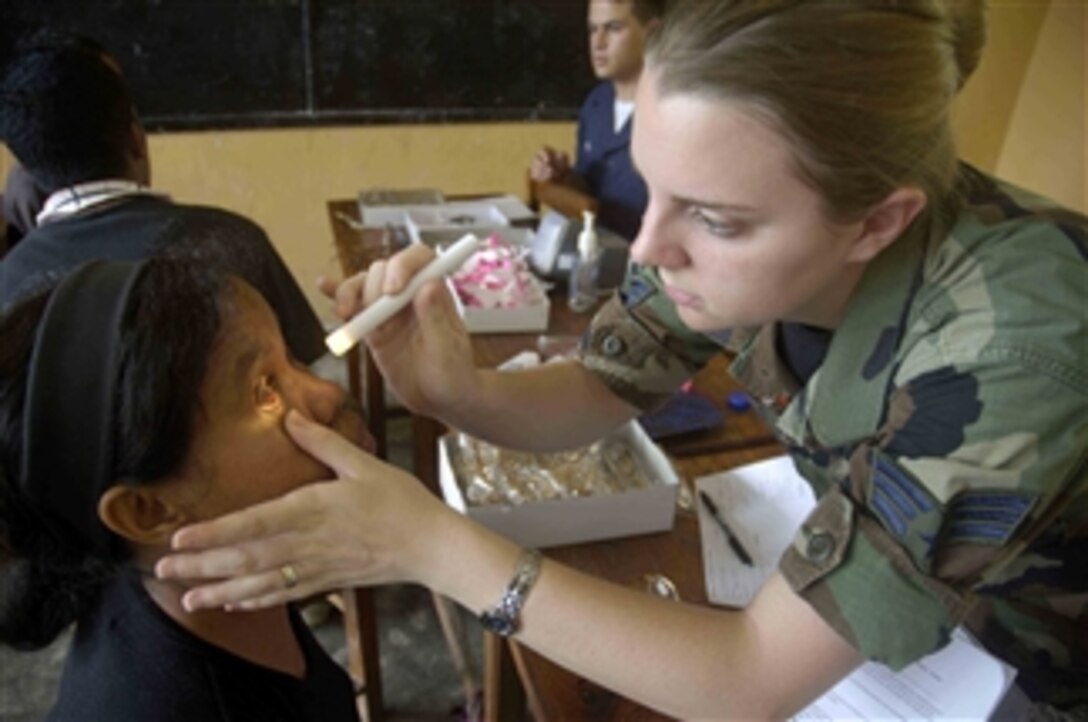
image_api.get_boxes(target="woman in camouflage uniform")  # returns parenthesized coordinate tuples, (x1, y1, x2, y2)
(160, 2, 1086, 716)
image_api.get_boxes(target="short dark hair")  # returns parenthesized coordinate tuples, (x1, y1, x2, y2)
(0, 29, 135, 193)
(0, 258, 227, 650)
(629, 0, 668, 25)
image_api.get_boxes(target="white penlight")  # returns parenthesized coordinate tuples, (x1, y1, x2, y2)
(325, 233, 481, 357)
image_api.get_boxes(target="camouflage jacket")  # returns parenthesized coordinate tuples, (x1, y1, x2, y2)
(578, 165, 1087, 709)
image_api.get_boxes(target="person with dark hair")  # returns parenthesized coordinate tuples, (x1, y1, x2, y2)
(0, 28, 325, 363)
(0, 257, 368, 720)
(530, 0, 666, 241)
(159, 1, 1085, 718)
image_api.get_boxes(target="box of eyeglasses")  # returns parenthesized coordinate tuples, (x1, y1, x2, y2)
(438, 422, 679, 548)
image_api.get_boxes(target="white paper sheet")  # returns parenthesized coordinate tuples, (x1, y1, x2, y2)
(796, 629, 1017, 720)
(695, 454, 815, 607)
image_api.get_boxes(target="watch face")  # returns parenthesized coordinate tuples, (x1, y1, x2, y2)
(479, 610, 517, 637)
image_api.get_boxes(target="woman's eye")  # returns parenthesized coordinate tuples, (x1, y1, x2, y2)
(688, 207, 741, 238)
(255, 376, 282, 410)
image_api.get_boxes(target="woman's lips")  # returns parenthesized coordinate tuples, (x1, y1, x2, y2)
(664, 285, 701, 309)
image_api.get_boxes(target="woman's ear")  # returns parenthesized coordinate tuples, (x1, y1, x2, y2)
(846, 187, 928, 264)
(98, 484, 188, 546)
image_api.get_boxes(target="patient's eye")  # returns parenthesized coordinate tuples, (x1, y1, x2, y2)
(255, 375, 282, 411)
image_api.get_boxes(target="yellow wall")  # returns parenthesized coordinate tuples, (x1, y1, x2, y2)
(952, 1, 1051, 171)
(994, 1, 1086, 211)
(2, 122, 575, 321)
(147, 123, 574, 320)
(4, 2, 1084, 323)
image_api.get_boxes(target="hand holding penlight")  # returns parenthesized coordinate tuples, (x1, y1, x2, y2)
(325, 233, 481, 356)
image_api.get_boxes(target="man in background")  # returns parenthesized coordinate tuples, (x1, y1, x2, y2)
(0, 28, 326, 364)
(529, 0, 664, 241)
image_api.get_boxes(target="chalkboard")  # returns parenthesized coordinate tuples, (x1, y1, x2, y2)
(4, 0, 593, 130)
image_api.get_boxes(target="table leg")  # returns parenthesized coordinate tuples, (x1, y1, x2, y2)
(342, 587, 383, 721)
(483, 632, 526, 722)
(361, 348, 387, 460)
(412, 415, 443, 495)
(432, 594, 482, 719)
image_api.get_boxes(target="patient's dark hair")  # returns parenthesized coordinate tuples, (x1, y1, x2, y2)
(0, 28, 134, 192)
(0, 259, 228, 649)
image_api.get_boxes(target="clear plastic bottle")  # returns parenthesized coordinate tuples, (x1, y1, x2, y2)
(568, 209, 601, 313)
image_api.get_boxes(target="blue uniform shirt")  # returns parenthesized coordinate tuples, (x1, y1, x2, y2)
(574, 82, 648, 241)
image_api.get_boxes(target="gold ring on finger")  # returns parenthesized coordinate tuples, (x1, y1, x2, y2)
(279, 564, 299, 590)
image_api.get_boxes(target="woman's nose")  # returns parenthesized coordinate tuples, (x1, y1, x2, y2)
(630, 202, 687, 269)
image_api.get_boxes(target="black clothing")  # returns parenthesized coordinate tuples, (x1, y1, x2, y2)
(48, 574, 359, 722)
(0, 195, 326, 363)
(777, 322, 832, 384)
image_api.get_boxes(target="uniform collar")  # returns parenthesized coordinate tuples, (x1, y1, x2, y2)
(806, 218, 930, 447)
(37, 179, 166, 225)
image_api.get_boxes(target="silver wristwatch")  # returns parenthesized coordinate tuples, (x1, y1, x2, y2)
(479, 549, 542, 637)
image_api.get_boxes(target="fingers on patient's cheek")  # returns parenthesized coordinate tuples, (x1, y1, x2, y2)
(233, 587, 296, 611)
(185, 574, 279, 612)
(165, 546, 258, 580)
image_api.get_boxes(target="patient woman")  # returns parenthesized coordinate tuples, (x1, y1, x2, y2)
(0, 258, 368, 721)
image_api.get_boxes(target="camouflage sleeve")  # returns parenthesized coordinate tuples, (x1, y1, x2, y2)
(781, 324, 1088, 670)
(577, 263, 724, 411)
(779, 209, 1083, 669)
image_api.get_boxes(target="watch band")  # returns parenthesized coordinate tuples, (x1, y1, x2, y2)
(479, 549, 542, 637)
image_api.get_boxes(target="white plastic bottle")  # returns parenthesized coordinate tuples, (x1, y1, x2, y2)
(568, 209, 602, 313)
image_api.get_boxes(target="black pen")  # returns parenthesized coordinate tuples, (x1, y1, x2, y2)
(698, 491, 754, 566)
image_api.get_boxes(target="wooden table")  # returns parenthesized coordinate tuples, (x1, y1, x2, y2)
(487, 443, 783, 722)
(326, 198, 781, 721)
(475, 351, 782, 722)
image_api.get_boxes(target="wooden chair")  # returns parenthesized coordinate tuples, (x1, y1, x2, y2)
(526, 172, 598, 220)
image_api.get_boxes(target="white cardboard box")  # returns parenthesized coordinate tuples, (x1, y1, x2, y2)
(415, 226, 533, 251)
(404, 203, 509, 244)
(439, 227, 549, 334)
(438, 423, 679, 548)
(449, 277, 550, 334)
(359, 201, 507, 233)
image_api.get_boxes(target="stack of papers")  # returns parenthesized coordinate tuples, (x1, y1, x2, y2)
(796, 629, 1016, 720)
(696, 455, 1017, 720)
